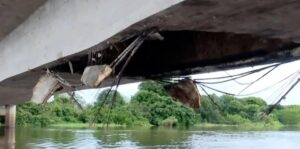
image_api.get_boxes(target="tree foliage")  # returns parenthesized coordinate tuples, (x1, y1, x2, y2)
(17, 95, 83, 126)
(96, 89, 125, 107)
(14, 80, 300, 127)
(275, 106, 300, 125)
(132, 81, 197, 126)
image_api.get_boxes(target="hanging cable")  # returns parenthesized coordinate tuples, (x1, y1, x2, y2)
(224, 71, 250, 85)
(198, 84, 222, 110)
(237, 70, 300, 96)
(265, 76, 300, 115)
(196, 71, 254, 84)
(110, 36, 143, 69)
(238, 64, 280, 94)
(106, 34, 146, 126)
(194, 63, 280, 81)
(90, 30, 153, 126)
(67, 92, 83, 110)
(100, 33, 147, 109)
(267, 74, 298, 105)
(196, 82, 235, 96)
(194, 69, 300, 97)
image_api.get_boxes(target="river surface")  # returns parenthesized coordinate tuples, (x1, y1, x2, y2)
(0, 126, 300, 149)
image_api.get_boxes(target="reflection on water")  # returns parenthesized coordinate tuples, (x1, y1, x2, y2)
(0, 128, 15, 149)
(0, 126, 300, 149)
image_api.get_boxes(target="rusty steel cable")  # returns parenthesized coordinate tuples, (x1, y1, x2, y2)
(198, 84, 223, 111)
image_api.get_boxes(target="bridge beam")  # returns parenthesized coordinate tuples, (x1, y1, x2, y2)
(0, 0, 182, 82)
(0, 0, 182, 105)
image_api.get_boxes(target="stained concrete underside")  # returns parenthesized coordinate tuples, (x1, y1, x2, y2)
(1, 0, 300, 105)
(0, 0, 46, 41)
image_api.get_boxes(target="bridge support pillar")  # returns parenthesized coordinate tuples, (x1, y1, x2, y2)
(3, 127, 15, 149)
(5, 105, 16, 128)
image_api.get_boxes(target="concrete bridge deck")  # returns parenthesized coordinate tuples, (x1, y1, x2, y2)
(1, 0, 300, 105)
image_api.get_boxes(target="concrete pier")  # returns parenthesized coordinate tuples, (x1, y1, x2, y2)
(0, 105, 16, 148)
(5, 105, 16, 128)
(3, 128, 15, 149)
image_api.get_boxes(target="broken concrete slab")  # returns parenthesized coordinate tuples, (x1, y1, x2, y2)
(31, 74, 59, 104)
(166, 79, 201, 109)
(81, 65, 112, 88)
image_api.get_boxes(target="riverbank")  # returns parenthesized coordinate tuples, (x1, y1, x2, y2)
(49, 122, 152, 129)
(193, 122, 282, 130)
(50, 123, 126, 128)
(46, 122, 300, 131)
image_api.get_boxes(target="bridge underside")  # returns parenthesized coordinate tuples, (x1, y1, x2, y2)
(1, 0, 300, 105)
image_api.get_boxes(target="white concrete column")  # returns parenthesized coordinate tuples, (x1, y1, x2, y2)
(5, 105, 16, 128)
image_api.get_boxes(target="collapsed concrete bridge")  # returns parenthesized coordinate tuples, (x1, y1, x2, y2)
(1, 0, 300, 126)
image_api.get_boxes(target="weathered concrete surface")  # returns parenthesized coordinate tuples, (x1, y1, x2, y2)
(118, 0, 300, 43)
(166, 79, 201, 109)
(124, 31, 299, 77)
(0, 0, 182, 105)
(31, 74, 59, 104)
(81, 65, 112, 88)
(1, 0, 300, 105)
(5, 105, 16, 128)
(54, 0, 300, 77)
(0, 0, 182, 82)
(0, 106, 5, 115)
(0, 0, 46, 41)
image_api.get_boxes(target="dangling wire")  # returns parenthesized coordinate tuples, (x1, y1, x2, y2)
(90, 30, 154, 126)
(265, 75, 300, 115)
(224, 71, 250, 85)
(267, 73, 298, 105)
(194, 63, 280, 81)
(106, 32, 149, 127)
(194, 69, 300, 97)
(195, 71, 255, 84)
(198, 84, 222, 110)
(67, 91, 83, 110)
(238, 64, 280, 94)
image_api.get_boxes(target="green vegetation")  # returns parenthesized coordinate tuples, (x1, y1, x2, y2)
(275, 105, 300, 125)
(13, 80, 300, 129)
(16, 95, 84, 127)
(130, 81, 198, 126)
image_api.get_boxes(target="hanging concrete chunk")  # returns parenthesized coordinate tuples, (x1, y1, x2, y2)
(166, 79, 201, 109)
(31, 74, 59, 104)
(81, 65, 112, 88)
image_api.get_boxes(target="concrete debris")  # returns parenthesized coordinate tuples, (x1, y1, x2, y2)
(68, 61, 74, 74)
(166, 79, 201, 109)
(147, 32, 164, 40)
(81, 65, 112, 88)
(291, 47, 300, 57)
(31, 74, 60, 104)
